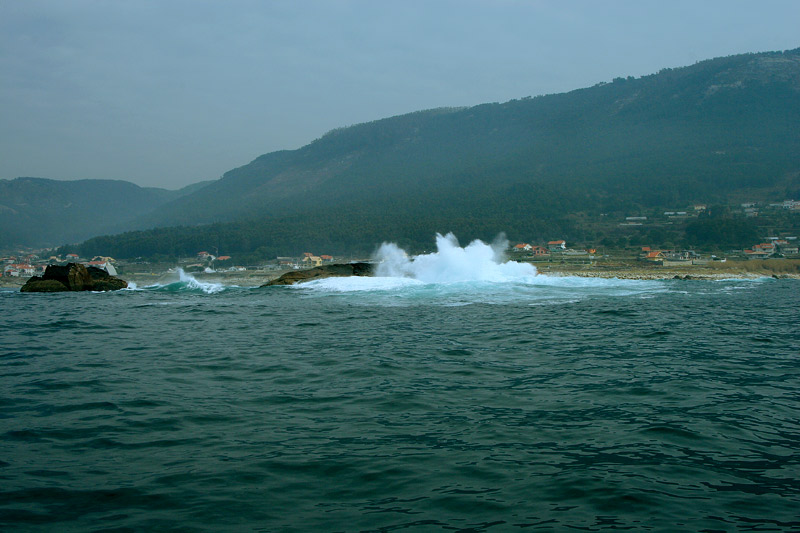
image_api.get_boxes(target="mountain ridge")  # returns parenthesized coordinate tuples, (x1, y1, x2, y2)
(0, 177, 212, 248)
(128, 48, 800, 232)
(6, 48, 800, 255)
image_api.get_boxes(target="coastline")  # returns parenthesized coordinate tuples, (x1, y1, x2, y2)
(3, 260, 797, 290)
(534, 258, 800, 280)
(123, 260, 799, 286)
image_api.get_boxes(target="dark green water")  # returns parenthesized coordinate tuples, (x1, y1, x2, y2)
(1, 276, 798, 532)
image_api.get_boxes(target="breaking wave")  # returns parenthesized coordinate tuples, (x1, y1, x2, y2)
(296, 233, 666, 304)
(139, 269, 228, 294)
(374, 232, 536, 282)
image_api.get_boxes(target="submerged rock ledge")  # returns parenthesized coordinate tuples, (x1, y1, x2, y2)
(21, 263, 128, 292)
(262, 262, 375, 286)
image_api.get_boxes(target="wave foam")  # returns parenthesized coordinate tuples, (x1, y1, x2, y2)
(141, 269, 226, 294)
(294, 234, 668, 303)
(374, 233, 537, 283)
(297, 276, 424, 292)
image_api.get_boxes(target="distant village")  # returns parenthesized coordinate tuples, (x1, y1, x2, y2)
(2, 254, 118, 278)
(3, 199, 798, 277)
(186, 251, 336, 271)
(0, 250, 342, 278)
(510, 200, 799, 265)
(511, 236, 799, 265)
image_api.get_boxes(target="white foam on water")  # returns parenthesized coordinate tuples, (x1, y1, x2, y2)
(176, 269, 226, 294)
(297, 276, 424, 292)
(296, 233, 667, 303)
(137, 268, 226, 294)
(713, 276, 774, 283)
(524, 274, 665, 295)
(374, 232, 537, 283)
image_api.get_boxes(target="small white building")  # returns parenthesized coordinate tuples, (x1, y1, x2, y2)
(3, 264, 35, 277)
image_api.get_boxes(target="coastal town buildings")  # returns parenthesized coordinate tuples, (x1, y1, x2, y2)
(3, 263, 38, 277)
(0, 252, 123, 277)
(303, 255, 323, 267)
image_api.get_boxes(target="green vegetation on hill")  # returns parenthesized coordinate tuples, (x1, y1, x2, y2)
(34, 49, 800, 257)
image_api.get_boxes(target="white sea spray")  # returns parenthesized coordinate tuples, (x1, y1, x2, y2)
(374, 232, 537, 283)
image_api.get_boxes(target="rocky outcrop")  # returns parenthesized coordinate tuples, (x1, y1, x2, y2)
(20, 263, 128, 292)
(85, 266, 129, 291)
(263, 262, 374, 286)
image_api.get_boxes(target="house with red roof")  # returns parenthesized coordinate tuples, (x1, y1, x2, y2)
(745, 249, 771, 259)
(531, 246, 549, 256)
(643, 251, 666, 262)
(547, 240, 566, 251)
(752, 243, 775, 256)
(3, 263, 35, 277)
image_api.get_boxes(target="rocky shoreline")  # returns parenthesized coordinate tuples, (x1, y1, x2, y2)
(19, 263, 128, 292)
(3, 261, 797, 290)
(154, 263, 800, 286)
(262, 262, 375, 286)
(533, 260, 800, 280)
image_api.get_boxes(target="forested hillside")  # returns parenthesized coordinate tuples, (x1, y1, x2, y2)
(52, 49, 800, 257)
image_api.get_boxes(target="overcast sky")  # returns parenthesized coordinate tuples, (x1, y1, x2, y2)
(1, 0, 798, 189)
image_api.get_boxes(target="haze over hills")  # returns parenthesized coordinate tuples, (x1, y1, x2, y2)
(8, 48, 800, 257)
(0, 178, 212, 249)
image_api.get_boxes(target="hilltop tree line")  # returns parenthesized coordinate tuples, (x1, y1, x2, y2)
(42, 48, 800, 259)
(57, 186, 793, 262)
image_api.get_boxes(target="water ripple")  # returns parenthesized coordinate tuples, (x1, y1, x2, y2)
(0, 279, 798, 531)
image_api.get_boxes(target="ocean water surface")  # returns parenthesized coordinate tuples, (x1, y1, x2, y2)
(1, 237, 799, 532)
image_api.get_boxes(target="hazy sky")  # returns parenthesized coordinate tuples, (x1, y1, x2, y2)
(1, 0, 798, 189)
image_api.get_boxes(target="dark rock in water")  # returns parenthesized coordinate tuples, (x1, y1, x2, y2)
(18, 279, 69, 292)
(68, 263, 93, 290)
(20, 263, 128, 292)
(263, 262, 375, 286)
(91, 278, 129, 291)
(86, 266, 128, 291)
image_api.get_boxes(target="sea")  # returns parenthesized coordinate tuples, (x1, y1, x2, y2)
(1, 235, 799, 532)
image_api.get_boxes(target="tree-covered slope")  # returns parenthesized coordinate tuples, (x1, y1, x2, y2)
(131, 48, 800, 233)
(40, 49, 800, 257)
